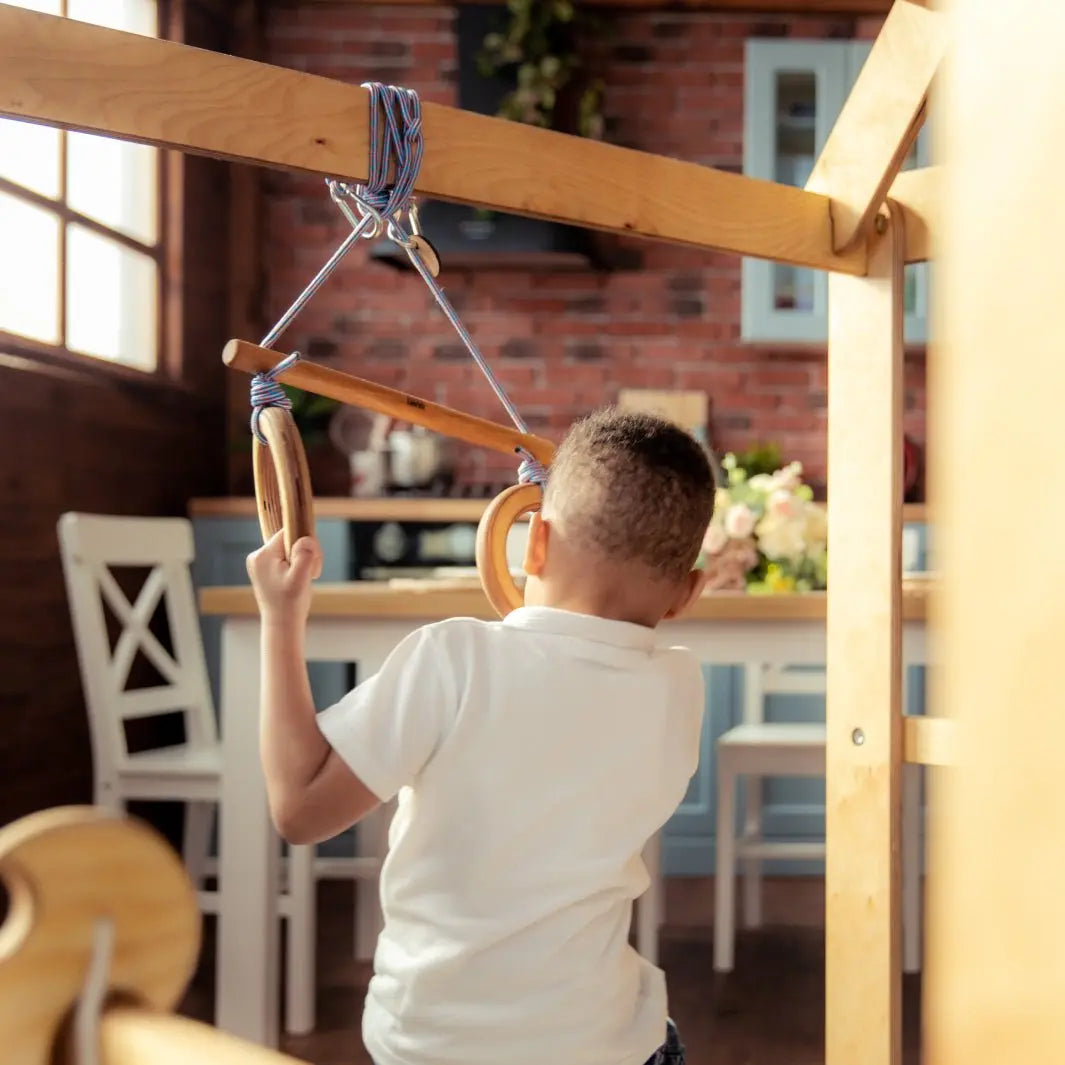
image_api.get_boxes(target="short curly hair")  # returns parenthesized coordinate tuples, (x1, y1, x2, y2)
(543, 407, 716, 583)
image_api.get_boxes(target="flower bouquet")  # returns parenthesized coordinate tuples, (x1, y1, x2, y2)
(700, 452, 828, 594)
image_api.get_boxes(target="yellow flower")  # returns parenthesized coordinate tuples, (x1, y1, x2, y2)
(764, 564, 797, 594)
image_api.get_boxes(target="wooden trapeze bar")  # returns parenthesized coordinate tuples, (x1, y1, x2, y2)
(0, 4, 935, 269)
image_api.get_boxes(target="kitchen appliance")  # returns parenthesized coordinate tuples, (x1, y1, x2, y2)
(348, 478, 531, 581)
(386, 424, 455, 491)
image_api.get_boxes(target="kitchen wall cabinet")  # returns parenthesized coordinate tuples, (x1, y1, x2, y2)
(741, 39, 931, 345)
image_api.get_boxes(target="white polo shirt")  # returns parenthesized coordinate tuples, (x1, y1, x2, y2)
(317, 605, 705, 1065)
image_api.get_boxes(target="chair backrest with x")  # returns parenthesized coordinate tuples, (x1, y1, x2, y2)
(57, 513, 218, 782)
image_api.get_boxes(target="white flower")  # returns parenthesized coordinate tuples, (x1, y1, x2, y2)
(725, 503, 756, 539)
(703, 523, 729, 555)
(747, 473, 774, 495)
(803, 504, 828, 550)
(714, 487, 733, 512)
(756, 512, 807, 562)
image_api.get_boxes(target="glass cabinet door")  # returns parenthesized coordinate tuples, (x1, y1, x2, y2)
(742, 39, 931, 344)
(742, 41, 848, 342)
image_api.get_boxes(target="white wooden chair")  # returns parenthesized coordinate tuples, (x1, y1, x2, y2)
(56, 511, 378, 1035)
(712, 662, 922, 973)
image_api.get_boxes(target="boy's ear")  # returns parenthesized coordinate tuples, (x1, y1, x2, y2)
(523, 512, 550, 576)
(663, 567, 709, 620)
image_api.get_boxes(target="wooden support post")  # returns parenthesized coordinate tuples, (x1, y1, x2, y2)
(825, 204, 905, 1065)
(925, 1, 1065, 1062)
(806, 0, 947, 252)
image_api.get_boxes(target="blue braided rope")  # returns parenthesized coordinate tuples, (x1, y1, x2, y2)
(250, 351, 302, 445)
(517, 449, 549, 488)
(355, 83, 423, 221)
(252, 83, 543, 489)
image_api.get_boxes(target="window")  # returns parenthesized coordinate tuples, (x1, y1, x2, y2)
(0, 0, 163, 372)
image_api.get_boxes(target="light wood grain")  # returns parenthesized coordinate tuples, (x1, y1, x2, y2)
(252, 406, 316, 555)
(100, 1007, 309, 1064)
(474, 483, 543, 617)
(0, 7, 864, 273)
(902, 716, 955, 768)
(889, 167, 937, 262)
(824, 205, 906, 1065)
(225, 340, 557, 468)
(0, 806, 201, 1065)
(198, 579, 932, 621)
(925, 2, 1065, 1061)
(0, 8, 940, 267)
(806, 1, 947, 252)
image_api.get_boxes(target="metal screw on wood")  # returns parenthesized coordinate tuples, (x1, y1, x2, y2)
(852, 728, 866, 746)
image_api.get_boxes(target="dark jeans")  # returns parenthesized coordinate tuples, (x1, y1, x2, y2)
(644, 1019, 685, 1065)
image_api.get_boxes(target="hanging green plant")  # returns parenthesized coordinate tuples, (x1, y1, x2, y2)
(478, 0, 605, 140)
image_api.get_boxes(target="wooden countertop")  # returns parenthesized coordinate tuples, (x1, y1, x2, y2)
(199, 577, 932, 621)
(190, 497, 931, 525)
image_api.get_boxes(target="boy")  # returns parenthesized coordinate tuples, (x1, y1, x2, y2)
(247, 407, 716, 1065)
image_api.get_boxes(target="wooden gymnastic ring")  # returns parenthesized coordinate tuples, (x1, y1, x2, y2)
(0, 806, 201, 1065)
(475, 482, 542, 618)
(252, 406, 316, 557)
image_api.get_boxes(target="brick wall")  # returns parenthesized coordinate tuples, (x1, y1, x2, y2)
(259, 4, 926, 496)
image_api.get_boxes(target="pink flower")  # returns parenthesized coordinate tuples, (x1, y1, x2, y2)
(724, 503, 756, 539)
(768, 489, 798, 519)
(703, 523, 729, 555)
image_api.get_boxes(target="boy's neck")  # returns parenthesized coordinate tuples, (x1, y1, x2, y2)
(528, 583, 663, 629)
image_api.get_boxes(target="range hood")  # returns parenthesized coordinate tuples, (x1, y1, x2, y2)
(371, 4, 596, 273)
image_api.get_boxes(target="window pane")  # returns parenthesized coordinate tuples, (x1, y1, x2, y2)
(67, 225, 158, 369)
(4, 0, 61, 12)
(0, 117, 61, 198)
(0, 191, 60, 344)
(67, 0, 158, 36)
(68, 133, 158, 245)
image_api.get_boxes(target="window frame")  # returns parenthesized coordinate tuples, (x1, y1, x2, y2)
(0, 0, 178, 384)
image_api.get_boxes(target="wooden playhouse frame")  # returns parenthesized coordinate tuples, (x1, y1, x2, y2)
(2, 0, 1049, 1062)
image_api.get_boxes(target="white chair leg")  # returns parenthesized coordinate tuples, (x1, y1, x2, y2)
(182, 800, 214, 888)
(637, 831, 661, 965)
(741, 775, 763, 929)
(713, 759, 737, 972)
(284, 842, 316, 1036)
(902, 762, 922, 974)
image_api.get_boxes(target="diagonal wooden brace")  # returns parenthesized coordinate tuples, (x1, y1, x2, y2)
(806, 0, 949, 253)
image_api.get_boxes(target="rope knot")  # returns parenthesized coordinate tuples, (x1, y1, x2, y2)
(517, 450, 549, 489)
(250, 351, 301, 445)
